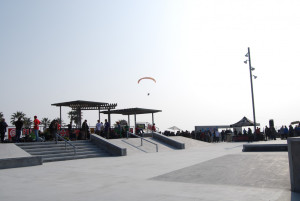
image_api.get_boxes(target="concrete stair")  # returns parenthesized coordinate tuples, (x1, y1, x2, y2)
(16, 140, 111, 163)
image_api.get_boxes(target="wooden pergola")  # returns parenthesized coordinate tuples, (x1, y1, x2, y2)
(101, 108, 162, 133)
(51, 100, 117, 127)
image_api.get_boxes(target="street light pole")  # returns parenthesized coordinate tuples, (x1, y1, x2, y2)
(245, 47, 257, 133)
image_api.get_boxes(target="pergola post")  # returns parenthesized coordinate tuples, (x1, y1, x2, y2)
(134, 113, 136, 134)
(78, 108, 82, 128)
(128, 115, 130, 132)
(98, 108, 100, 122)
(152, 113, 154, 133)
(59, 106, 62, 126)
(108, 109, 111, 136)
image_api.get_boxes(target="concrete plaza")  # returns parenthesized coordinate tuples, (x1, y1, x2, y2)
(0, 137, 299, 201)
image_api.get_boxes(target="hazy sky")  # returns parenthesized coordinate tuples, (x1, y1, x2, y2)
(1, 0, 299, 131)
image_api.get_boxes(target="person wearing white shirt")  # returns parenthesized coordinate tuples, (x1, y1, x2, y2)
(95, 120, 102, 135)
(215, 130, 220, 142)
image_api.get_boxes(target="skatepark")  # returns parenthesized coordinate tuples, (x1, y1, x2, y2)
(0, 135, 299, 201)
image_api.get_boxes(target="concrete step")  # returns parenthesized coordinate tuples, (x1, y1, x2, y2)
(34, 150, 109, 158)
(28, 148, 106, 155)
(18, 144, 97, 151)
(43, 153, 111, 163)
(16, 140, 92, 147)
(21, 146, 100, 154)
(243, 144, 288, 152)
(16, 140, 111, 163)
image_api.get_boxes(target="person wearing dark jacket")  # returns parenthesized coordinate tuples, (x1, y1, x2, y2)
(0, 118, 8, 143)
(82, 120, 89, 140)
(49, 120, 58, 141)
(14, 117, 23, 143)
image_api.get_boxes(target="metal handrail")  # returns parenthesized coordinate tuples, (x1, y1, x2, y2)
(126, 131, 158, 152)
(55, 133, 77, 155)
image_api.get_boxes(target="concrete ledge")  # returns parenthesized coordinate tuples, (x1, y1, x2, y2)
(0, 156, 42, 169)
(90, 134, 127, 156)
(152, 133, 185, 149)
(288, 137, 300, 192)
(243, 144, 287, 152)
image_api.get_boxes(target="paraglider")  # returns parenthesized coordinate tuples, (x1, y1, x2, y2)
(137, 77, 156, 84)
(137, 77, 156, 96)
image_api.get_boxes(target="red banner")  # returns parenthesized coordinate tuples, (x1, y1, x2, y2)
(8, 128, 32, 140)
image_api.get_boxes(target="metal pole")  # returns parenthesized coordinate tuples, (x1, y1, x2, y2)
(134, 113, 136, 134)
(78, 108, 82, 128)
(152, 113, 154, 133)
(98, 108, 100, 122)
(128, 115, 130, 133)
(248, 47, 257, 133)
(108, 109, 111, 138)
(59, 106, 62, 126)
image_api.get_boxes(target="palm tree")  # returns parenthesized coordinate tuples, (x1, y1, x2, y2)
(23, 117, 33, 128)
(68, 110, 82, 128)
(10, 111, 26, 125)
(119, 119, 128, 126)
(54, 117, 65, 126)
(0, 112, 3, 121)
(41, 118, 51, 131)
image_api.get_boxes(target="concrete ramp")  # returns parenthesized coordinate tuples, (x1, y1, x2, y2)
(0, 144, 42, 169)
(108, 136, 210, 155)
(167, 136, 212, 149)
(152, 153, 290, 189)
(109, 138, 176, 155)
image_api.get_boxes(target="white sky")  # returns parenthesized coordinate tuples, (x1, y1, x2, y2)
(0, 0, 299, 131)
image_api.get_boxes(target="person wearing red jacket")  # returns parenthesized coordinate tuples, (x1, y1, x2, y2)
(33, 115, 40, 142)
(152, 123, 156, 132)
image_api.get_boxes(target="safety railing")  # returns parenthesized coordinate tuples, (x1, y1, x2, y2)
(126, 131, 158, 152)
(56, 133, 77, 155)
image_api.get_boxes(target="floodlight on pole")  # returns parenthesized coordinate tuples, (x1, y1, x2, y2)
(244, 47, 257, 132)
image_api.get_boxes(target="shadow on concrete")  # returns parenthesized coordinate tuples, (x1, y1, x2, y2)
(291, 192, 300, 201)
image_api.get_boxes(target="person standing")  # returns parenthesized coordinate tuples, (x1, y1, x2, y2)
(248, 127, 253, 142)
(104, 119, 110, 139)
(95, 120, 102, 135)
(215, 130, 220, 142)
(152, 123, 156, 132)
(33, 116, 40, 142)
(82, 120, 89, 139)
(0, 118, 8, 143)
(49, 120, 58, 141)
(14, 117, 23, 143)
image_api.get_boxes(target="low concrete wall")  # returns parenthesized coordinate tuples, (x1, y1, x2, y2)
(243, 144, 287, 152)
(288, 137, 300, 192)
(91, 134, 127, 156)
(152, 133, 185, 149)
(0, 156, 42, 169)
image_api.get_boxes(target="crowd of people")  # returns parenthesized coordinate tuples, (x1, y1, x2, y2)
(2, 115, 300, 143)
(162, 123, 300, 143)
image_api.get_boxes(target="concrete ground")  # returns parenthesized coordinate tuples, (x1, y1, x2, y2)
(0, 137, 299, 201)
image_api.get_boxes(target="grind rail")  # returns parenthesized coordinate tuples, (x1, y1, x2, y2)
(55, 133, 77, 155)
(126, 131, 158, 152)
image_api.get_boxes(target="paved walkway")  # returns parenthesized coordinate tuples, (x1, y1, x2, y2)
(0, 138, 298, 201)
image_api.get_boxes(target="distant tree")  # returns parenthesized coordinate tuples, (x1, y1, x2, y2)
(0, 112, 3, 121)
(68, 110, 82, 127)
(23, 117, 33, 128)
(10, 111, 26, 125)
(54, 117, 65, 126)
(41, 118, 51, 131)
(119, 119, 128, 126)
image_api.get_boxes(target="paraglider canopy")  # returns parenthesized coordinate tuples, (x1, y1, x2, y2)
(137, 77, 156, 84)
